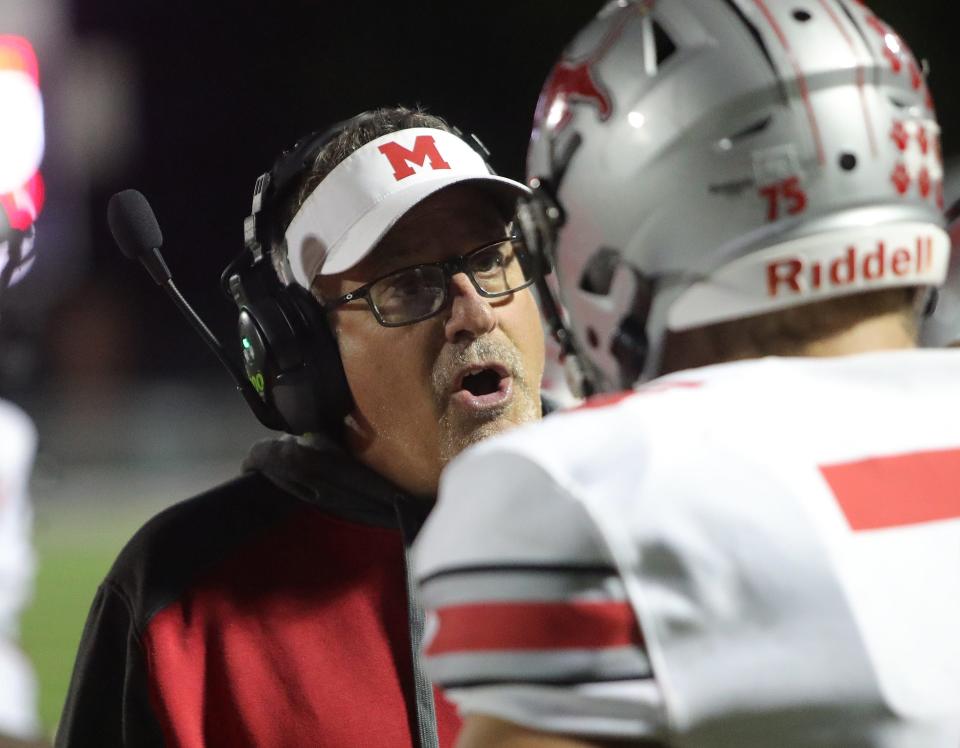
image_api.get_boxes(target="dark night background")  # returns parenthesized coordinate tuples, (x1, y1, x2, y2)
(18, 0, 956, 385)
(55, 1, 610, 383)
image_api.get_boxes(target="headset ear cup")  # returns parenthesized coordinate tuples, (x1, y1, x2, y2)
(236, 283, 353, 436)
(283, 284, 354, 435)
(237, 304, 289, 431)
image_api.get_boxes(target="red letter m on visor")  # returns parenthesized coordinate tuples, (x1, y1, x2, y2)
(378, 135, 452, 181)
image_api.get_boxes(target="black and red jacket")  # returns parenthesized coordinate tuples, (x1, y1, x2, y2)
(55, 436, 461, 747)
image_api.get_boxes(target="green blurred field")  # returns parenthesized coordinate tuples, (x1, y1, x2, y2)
(10, 385, 265, 737)
(19, 501, 160, 733)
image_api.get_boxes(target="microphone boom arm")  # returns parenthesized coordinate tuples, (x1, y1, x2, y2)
(161, 279, 284, 430)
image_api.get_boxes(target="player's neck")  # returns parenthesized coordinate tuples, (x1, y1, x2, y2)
(801, 310, 916, 358)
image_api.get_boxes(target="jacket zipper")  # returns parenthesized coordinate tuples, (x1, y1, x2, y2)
(396, 498, 440, 748)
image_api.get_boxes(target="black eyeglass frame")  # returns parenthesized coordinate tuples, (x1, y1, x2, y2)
(318, 235, 538, 328)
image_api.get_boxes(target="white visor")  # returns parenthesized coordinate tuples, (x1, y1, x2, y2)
(283, 127, 531, 287)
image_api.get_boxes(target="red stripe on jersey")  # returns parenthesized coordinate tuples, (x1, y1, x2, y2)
(639, 380, 702, 395)
(426, 600, 642, 656)
(576, 391, 635, 411)
(1, 171, 45, 231)
(820, 448, 960, 531)
(575, 381, 702, 412)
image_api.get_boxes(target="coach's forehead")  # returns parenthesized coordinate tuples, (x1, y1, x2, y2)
(357, 185, 508, 278)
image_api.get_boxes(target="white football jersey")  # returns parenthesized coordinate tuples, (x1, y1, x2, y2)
(415, 350, 960, 747)
(0, 399, 39, 739)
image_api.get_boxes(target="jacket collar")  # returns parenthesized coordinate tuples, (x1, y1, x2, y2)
(243, 433, 434, 533)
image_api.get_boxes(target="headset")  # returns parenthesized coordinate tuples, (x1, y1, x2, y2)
(219, 117, 360, 436)
(221, 114, 552, 436)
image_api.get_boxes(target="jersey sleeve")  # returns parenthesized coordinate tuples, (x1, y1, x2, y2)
(414, 444, 667, 741)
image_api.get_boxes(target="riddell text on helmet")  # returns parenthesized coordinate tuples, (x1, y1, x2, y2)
(767, 236, 936, 297)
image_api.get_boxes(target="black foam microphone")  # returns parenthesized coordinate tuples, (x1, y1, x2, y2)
(108, 190, 170, 284)
(108, 189, 282, 430)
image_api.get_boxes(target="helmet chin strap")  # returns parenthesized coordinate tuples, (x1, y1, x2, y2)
(535, 269, 596, 398)
(518, 178, 597, 399)
(919, 287, 939, 320)
(611, 312, 648, 388)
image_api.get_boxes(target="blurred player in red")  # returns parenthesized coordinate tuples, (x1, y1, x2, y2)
(0, 34, 47, 748)
(415, 1, 960, 746)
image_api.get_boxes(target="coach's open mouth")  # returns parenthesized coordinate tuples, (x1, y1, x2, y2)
(461, 367, 504, 396)
(451, 363, 513, 411)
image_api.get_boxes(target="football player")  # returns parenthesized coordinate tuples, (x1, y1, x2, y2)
(0, 34, 45, 748)
(415, 1, 960, 746)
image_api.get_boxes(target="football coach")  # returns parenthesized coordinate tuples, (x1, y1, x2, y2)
(56, 106, 546, 748)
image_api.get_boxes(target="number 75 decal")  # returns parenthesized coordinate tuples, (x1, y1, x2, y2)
(758, 176, 808, 222)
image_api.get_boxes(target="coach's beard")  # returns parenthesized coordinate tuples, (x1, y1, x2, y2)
(432, 334, 541, 466)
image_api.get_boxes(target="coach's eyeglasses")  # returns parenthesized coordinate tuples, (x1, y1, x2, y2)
(320, 235, 538, 327)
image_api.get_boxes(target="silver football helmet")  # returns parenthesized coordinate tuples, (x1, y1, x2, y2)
(528, 0, 950, 390)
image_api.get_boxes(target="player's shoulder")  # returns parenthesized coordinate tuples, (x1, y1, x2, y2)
(457, 359, 768, 476)
(574, 348, 954, 419)
(452, 349, 958, 493)
(0, 397, 34, 434)
(105, 471, 301, 626)
(780, 346, 960, 385)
